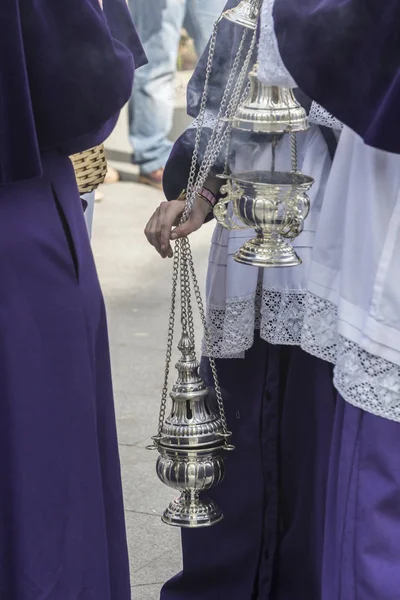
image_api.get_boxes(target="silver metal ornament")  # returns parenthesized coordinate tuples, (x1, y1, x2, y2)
(220, 0, 260, 30)
(215, 169, 314, 267)
(230, 64, 309, 134)
(156, 333, 226, 528)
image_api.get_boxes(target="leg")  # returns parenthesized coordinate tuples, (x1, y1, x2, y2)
(128, 0, 185, 175)
(184, 0, 226, 57)
(82, 191, 95, 238)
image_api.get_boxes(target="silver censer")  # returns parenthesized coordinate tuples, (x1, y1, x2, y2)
(215, 62, 314, 267)
(156, 332, 227, 528)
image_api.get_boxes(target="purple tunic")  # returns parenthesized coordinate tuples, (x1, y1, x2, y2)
(0, 1, 145, 597)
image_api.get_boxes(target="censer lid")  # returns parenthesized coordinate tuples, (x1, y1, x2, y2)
(219, 0, 259, 30)
(159, 334, 226, 450)
(230, 64, 309, 134)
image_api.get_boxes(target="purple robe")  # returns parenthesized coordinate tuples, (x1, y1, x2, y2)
(274, 0, 400, 153)
(0, 1, 145, 597)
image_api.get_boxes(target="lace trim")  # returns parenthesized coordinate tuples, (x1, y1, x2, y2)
(204, 288, 400, 422)
(258, 0, 297, 88)
(301, 294, 338, 364)
(300, 295, 400, 422)
(334, 338, 400, 423)
(309, 102, 343, 131)
(203, 295, 256, 359)
(259, 288, 307, 345)
(203, 286, 306, 358)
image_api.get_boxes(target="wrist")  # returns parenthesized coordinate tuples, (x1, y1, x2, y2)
(198, 187, 217, 211)
(196, 193, 213, 218)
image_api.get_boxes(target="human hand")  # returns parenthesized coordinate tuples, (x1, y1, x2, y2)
(144, 195, 211, 258)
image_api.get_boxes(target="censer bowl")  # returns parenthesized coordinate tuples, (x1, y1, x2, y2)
(157, 446, 225, 527)
(229, 170, 314, 267)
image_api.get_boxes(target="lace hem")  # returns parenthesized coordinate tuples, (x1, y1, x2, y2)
(300, 293, 338, 364)
(204, 289, 400, 422)
(203, 286, 307, 358)
(334, 338, 400, 423)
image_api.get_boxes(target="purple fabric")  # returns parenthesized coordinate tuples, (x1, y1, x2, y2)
(161, 338, 337, 600)
(274, 0, 400, 153)
(323, 398, 400, 599)
(0, 0, 145, 185)
(0, 150, 130, 598)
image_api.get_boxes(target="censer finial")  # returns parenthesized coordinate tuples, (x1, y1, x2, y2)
(155, 331, 227, 528)
(230, 63, 309, 134)
(219, 0, 260, 30)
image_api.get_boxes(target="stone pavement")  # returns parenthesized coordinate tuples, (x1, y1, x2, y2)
(91, 175, 212, 599)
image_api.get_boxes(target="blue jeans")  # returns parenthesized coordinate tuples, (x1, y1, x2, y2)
(82, 191, 95, 238)
(128, 0, 226, 174)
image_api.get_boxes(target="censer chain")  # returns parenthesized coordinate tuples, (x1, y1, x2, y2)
(155, 19, 258, 444)
(179, 238, 195, 345)
(290, 132, 298, 173)
(184, 27, 249, 215)
(183, 22, 219, 221)
(184, 27, 257, 221)
(154, 241, 181, 441)
(184, 239, 233, 443)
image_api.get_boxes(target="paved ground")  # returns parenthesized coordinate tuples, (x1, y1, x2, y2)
(92, 77, 212, 599)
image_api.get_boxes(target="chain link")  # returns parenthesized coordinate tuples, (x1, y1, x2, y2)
(290, 132, 298, 173)
(184, 32, 257, 221)
(183, 23, 219, 220)
(186, 243, 232, 440)
(183, 28, 256, 221)
(155, 241, 180, 440)
(181, 238, 196, 343)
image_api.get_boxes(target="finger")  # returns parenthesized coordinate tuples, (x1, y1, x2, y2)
(144, 213, 157, 242)
(170, 213, 204, 240)
(159, 202, 184, 254)
(145, 207, 164, 256)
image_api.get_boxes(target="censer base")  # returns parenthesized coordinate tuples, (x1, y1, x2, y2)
(234, 235, 302, 268)
(162, 494, 224, 528)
